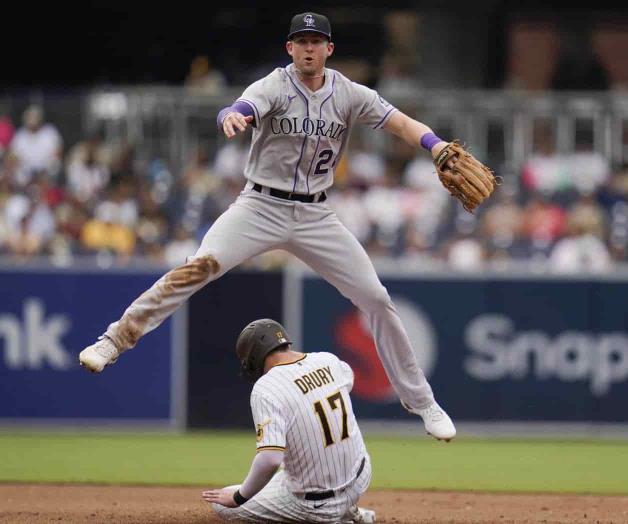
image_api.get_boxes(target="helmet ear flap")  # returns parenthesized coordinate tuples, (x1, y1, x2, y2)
(239, 356, 256, 382)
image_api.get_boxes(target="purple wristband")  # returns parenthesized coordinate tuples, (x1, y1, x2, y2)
(420, 133, 442, 152)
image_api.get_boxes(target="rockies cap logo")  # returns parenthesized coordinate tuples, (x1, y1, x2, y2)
(304, 14, 315, 28)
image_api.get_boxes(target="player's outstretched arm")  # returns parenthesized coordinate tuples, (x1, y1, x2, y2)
(202, 449, 284, 508)
(383, 110, 498, 213)
(383, 111, 449, 161)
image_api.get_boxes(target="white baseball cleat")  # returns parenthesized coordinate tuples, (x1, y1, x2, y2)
(79, 336, 120, 373)
(355, 507, 376, 523)
(417, 401, 456, 442)
(345, 505, 376, 523)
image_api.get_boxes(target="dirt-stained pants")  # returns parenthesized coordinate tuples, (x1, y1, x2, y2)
(105, 188, 434, 410)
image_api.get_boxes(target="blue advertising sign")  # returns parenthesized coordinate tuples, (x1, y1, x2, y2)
(300, 274, 628, 422)
(187, 270, 284, 428)
(0, 269, 183, 425)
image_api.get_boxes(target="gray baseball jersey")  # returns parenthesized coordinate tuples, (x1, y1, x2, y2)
(238, 63, 396, 194)
(251, 351, 367, 494)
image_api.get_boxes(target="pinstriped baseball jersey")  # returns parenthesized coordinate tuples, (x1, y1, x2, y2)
(250, 351, 367, 494)
(238, 63, 397, 194)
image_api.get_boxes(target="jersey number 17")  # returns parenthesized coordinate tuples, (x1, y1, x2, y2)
(313, 390, 349, 447)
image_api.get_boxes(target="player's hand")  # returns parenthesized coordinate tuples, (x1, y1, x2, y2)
(222, 112, 254, 139)
(431, 141, 456, 170)
(201, 486, 239, 508)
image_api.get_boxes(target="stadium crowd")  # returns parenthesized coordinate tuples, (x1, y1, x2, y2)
(0, 104, 627, 273)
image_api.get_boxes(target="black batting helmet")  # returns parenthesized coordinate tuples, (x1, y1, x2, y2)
(236, 319, 292, 381)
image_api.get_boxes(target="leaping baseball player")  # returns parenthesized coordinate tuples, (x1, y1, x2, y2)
(202, 318, 376, 523)
(80, 11, 497, 441)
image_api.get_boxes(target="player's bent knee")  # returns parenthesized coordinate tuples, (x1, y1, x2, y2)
(359, 286, 393, 313)
(183, 253, 223, 283)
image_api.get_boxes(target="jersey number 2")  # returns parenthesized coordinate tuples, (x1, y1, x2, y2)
(313, 391, 349, 447)
(314, 149, 334, 175)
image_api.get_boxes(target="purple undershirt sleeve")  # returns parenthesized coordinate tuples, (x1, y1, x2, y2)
(216, 100, 256, 129)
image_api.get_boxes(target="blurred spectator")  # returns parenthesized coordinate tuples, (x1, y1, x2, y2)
(54, 200, 89, 254)
(80, 202, 136, 258)
(24, 179, 57, 244)
(362, 165, 408, 256)
(521, 122, 570, 195)
(164, 224, 200, 268)
(521, 192, 568, 257)
(185, 55, 228, 96)
(167, 147, 221, 235)
(146, 157, 175, 206)
(599, 164, 628, 209)
(569, 194, 607, 238)
(4, 190, 31, 232)
(570, 128, 611, 196)
(6, 214, 42, 258)
(403, 154, 450, 244)
(481, 189, 525, 257)
(443, 232, 486, 271)
(108, 140, 138, 185)
(549, 196, 611, 273)
(328, 184, 371, 246)
(94, 179, 139, 229)
(4, 179, 56, 258)
(135, 184, 168, 259)
(9, 105, 63, 186)
(66, 128, 115, 171)
(0, 151, 19, 188)
(213, 135, 248, 183)
(0, 115, 15, 157)
(211, 136, 249, 212)
(549, 232, 611, 273)
(601, 169, 628, 263)
(66, 140, 110, 204)
(345, 138, 386, 187)
(0, 176, 7, 251)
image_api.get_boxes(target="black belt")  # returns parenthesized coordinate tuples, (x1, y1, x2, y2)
(252, 183, 327, 203)
(304, 457, 366, 501)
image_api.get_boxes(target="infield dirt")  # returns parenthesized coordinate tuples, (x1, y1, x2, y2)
(1, 484, 627, 523)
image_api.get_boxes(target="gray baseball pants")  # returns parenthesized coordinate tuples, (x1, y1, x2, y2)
(104, 187, 435, 410)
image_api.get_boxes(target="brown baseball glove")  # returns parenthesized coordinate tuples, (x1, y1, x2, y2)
(434, 141, 499, 213)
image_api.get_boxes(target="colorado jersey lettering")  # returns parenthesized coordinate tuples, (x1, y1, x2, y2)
(238, 63, 396, 194)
